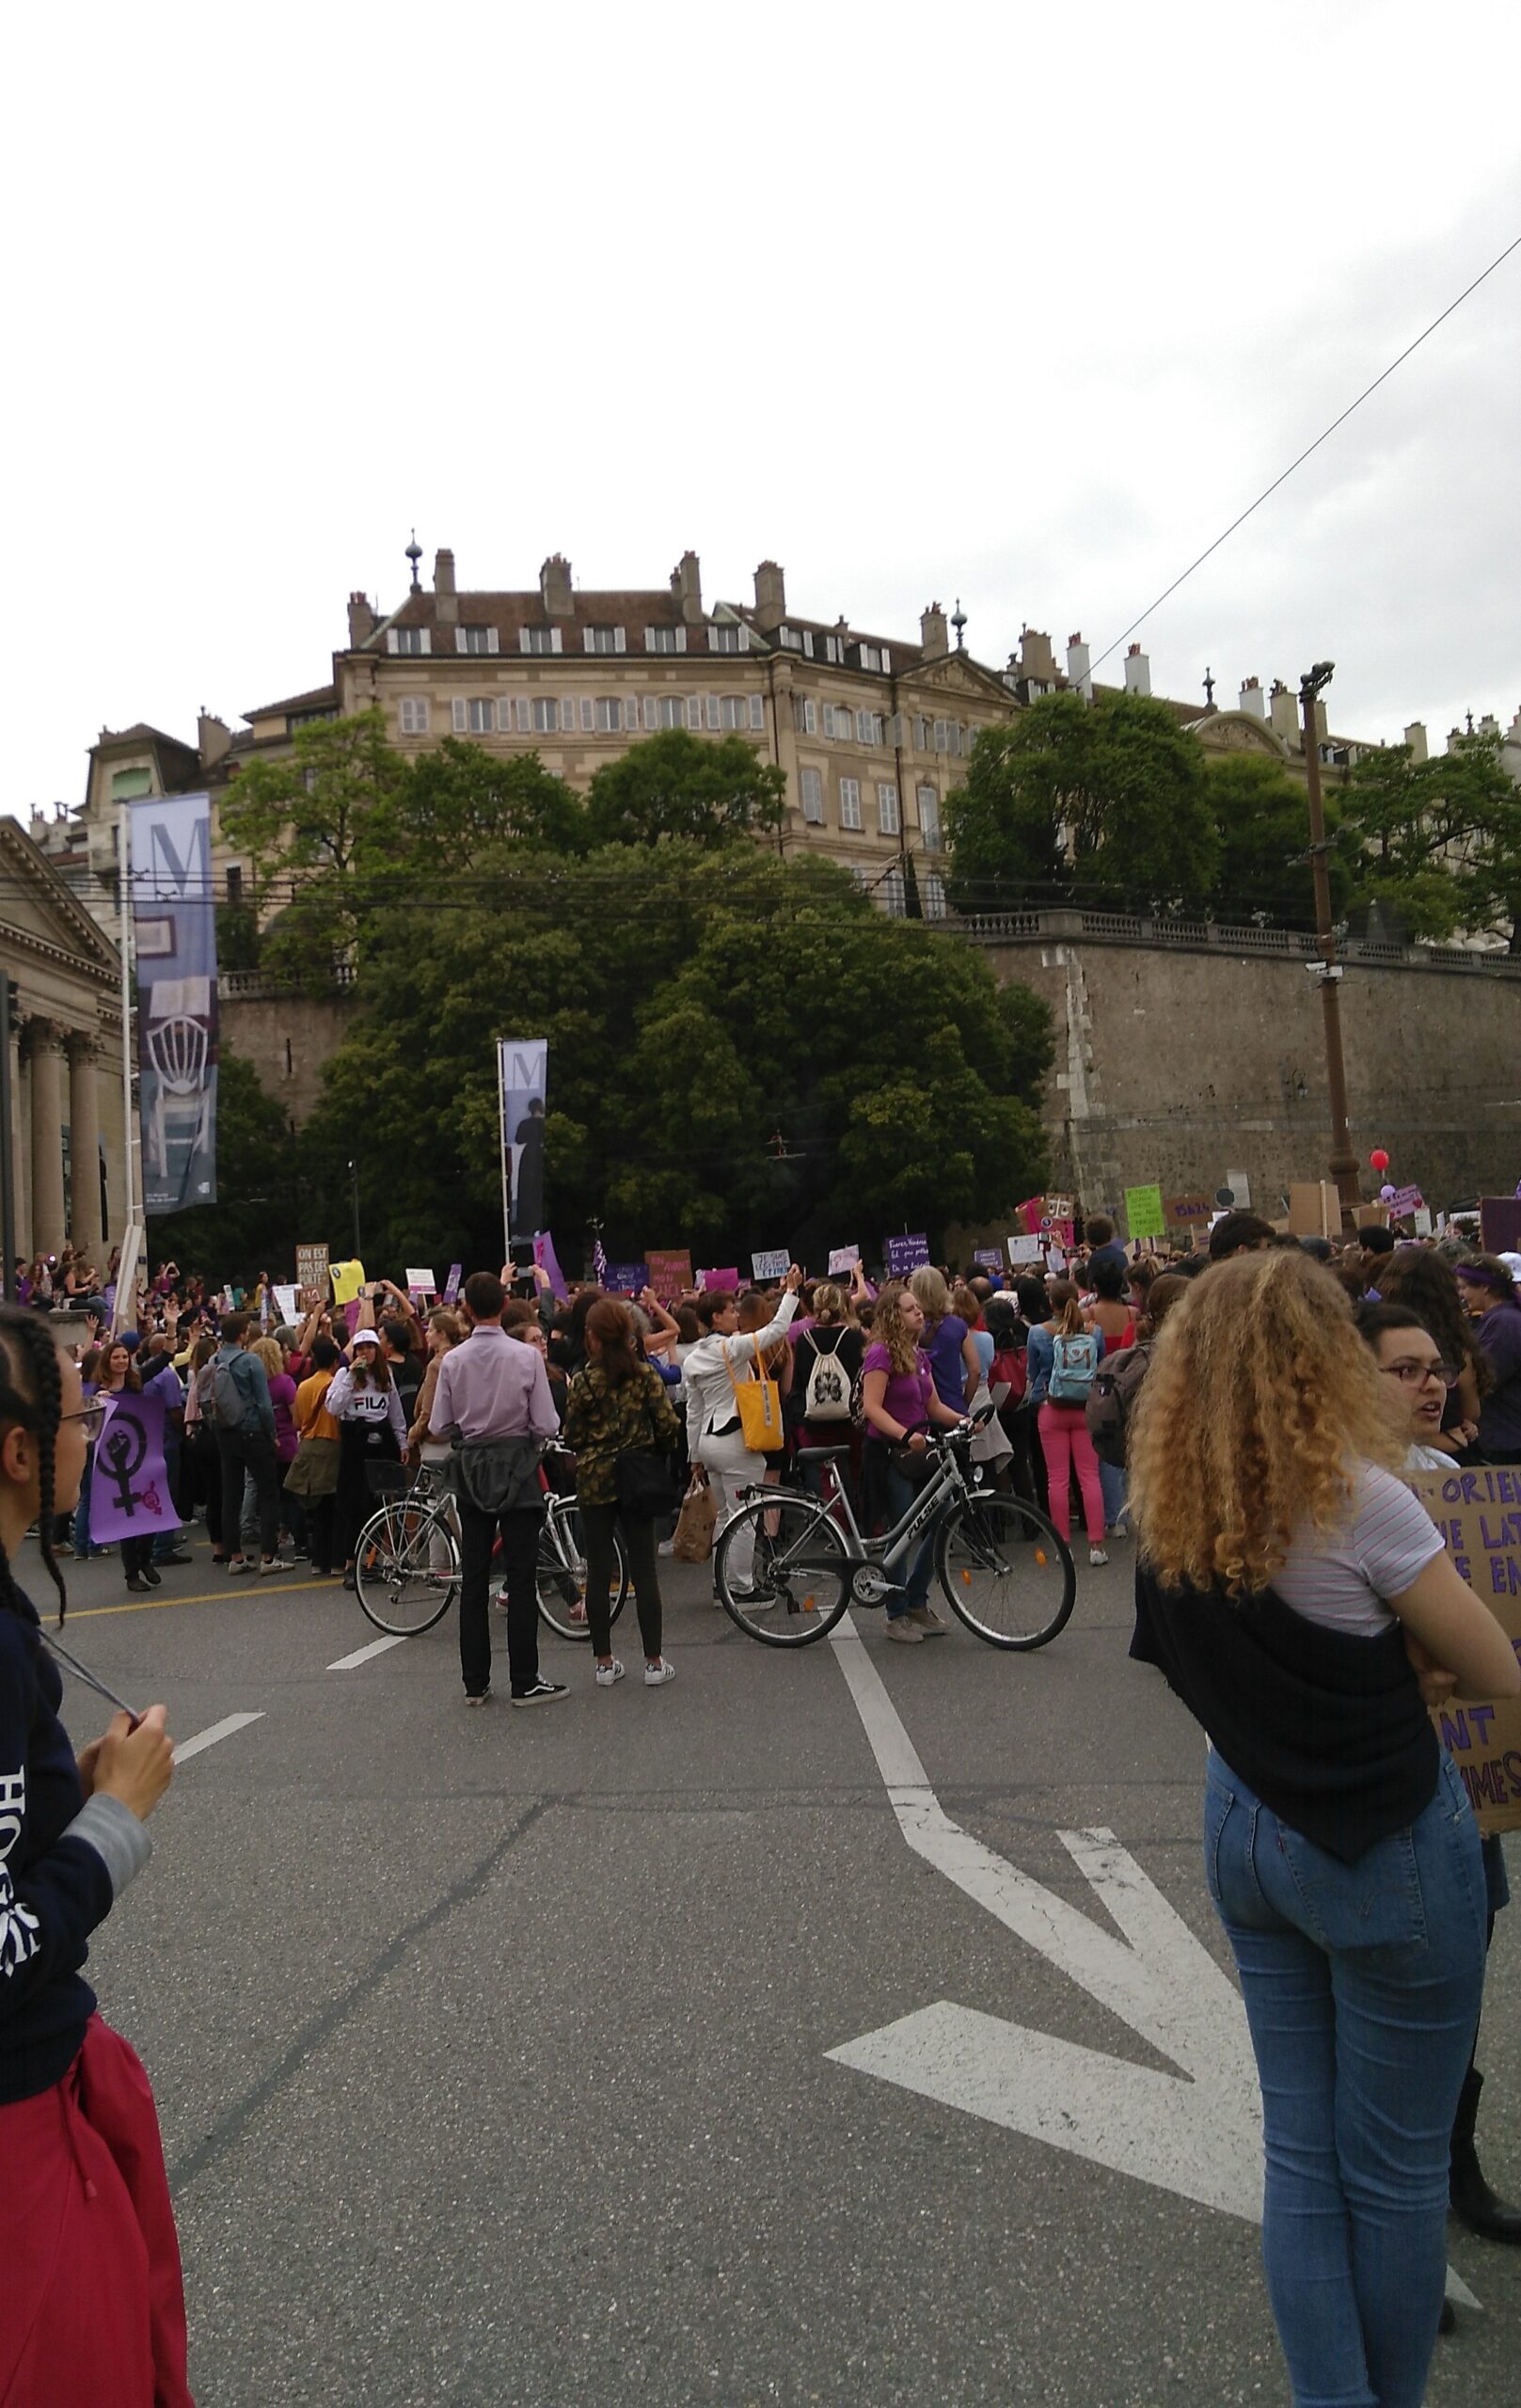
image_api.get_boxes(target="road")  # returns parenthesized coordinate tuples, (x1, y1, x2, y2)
(31, 1529, 1521, 2407)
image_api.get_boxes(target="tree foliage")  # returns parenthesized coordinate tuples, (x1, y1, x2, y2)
(1205, 753, 1349, 929)
(1339, 733, 1521, 944)
(583, 728, 786, 849)
(148, 1048, 297, 1279)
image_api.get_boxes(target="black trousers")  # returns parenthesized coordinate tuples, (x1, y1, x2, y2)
(304, 1492, 336, 1576)
(581, 1503, 662, 1659)
(121, 1534, 153, 1577)
(217, 1429, 280, 1560)
(457, 1497, 541, 1698)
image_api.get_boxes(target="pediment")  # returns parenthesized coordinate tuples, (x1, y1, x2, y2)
(0, 818, 120, 981)
(908, 651, 1014, 706)
(1193, 711, 1288, 759)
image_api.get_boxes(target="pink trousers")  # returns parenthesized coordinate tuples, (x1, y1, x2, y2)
(1037, 1401, 1106, 1545)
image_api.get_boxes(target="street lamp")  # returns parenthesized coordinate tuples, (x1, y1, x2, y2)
(1299, 663, 1360, 1230)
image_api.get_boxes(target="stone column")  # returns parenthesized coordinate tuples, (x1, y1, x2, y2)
(68, 1033, 103, 1261)
(6, 1009, 25, 1263)
(25, 1020, 66, 1259)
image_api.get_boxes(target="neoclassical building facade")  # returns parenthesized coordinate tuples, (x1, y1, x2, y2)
(0, 816, 128, 1263)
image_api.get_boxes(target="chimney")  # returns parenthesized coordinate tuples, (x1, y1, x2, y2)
(434, 547, 457, 623)
(347, 591, 377, 648)
(668, 549, 703, 626)
(1402, 721, 1428, 762)
(1479, 712, 1499, 739)
(1020, 627, 1056, 685)
(1066, 633, 1092, 700)
(540, 553, 574, 617)
(198, 711, 232, 768)
(753, 559, 785, 631)
(1269, 679, 1299, 747)
(1122, 642, 1150, 697)
(921, 602, 948, 661)
(1238, 674, 1266, 720)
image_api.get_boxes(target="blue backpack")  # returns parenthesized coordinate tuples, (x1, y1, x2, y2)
(1047, 1331, 1099, 1404)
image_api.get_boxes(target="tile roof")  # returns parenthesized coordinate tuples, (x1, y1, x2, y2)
(243, 683, 339, 721)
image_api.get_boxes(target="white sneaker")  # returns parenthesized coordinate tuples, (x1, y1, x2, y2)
(1089, 1545, 1109, 1568)
(657, 1539, 675, 1556)
(643, 1657, 675, 1687)
(594, 1657, 626, 1687)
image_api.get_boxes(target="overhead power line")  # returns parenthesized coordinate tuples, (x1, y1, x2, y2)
(1088, 228, 1521, 676)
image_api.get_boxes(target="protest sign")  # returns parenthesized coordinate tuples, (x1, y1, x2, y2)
(331, 1259, 367, 1307)
(644, 1249, 693, 1299)
(1286, 1182, 1341, 1240)
(1408, 1466, 1521, 1834)
(885, 1234, 930, 1277)
(1007, 1234, 1044, 1265)
(1044, 1194, 1075, 1225)
(697, 1266, 740, 1292)
(296, 1244, 330, 1299)
(1015, 1196, 1046, 1236)
(532, 1233, 569, 1300)
(603, 1262, 646, 1295)
(405, 1266, 436, 1300)
(89, 1391, 182, 1545)
(828, 1245, 861, 1275)
(273, 1284, 299, 1326)
(442, 1263, 463, 1306)
(1164, 1193, 1212, 1231)
(1387, 1183, 1423, 1219)
(751, 1249, 789, 1281)
(1123, 1184, 1165, 1242)
(1480, 1196, 1521, 1255)
(1041, 1217, 1075, 1248)
(973, 1248, 1004, 1271)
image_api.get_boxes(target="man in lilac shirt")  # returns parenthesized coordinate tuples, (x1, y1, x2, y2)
(428, 1270, 566, 1708)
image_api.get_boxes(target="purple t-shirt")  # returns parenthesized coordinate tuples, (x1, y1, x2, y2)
(862, 1341, 934, 1442)
(925, 1313, 971, 1412)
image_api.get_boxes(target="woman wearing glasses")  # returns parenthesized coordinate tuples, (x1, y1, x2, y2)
(0, 1306, 189, 2406)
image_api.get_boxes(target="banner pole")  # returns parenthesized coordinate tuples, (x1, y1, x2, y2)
(118, 805, 135, 1229)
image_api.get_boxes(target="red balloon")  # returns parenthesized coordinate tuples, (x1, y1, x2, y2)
(1369, 1149, 1390, 1172)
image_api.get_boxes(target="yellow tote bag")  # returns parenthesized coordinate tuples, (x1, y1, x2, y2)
(725, 1344, 784, 1450)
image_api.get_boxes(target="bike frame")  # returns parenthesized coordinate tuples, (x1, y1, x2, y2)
(789, 1441, 971, 1576)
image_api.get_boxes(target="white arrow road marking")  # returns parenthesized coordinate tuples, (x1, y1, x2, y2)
(172, 1711, 264, 1764)
(825, 1615, 1481, 2308)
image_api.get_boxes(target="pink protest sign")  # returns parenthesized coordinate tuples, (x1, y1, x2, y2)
(697, 1267, 740, 1292)
(87, 1390, 182, 1545)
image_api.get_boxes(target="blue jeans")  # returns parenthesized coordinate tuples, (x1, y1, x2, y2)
(1204, 1751, 1486, 2408)
(882, 1459, 936, 1618)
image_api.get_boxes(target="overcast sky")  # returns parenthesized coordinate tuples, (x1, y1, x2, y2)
(7, 1, 1518, 814)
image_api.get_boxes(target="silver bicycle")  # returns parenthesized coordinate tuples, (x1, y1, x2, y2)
(353, 1455, 627, 1642)
(712, 1402, 1075, 1650)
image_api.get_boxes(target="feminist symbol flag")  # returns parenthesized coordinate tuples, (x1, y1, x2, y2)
(87, 1391, 182, 1545)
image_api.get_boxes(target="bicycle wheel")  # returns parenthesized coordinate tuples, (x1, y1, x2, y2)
(535, 1505, 627, 1642)
(935, 1493, 1075, 1648)
(356, 1502, 458, 1636)
(715, 1493, 850, 1647)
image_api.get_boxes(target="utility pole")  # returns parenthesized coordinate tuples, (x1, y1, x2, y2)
(1300, 663, 1361, 1231)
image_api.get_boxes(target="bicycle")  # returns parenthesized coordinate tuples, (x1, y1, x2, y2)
(353, 1455, 627, 1642)
(712, 1401, 1075, 1650)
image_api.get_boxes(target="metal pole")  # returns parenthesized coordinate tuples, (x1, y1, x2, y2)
(0, 976, 16, 1302)
(497, 1041, 512, 1267)
(118, 807, 136, 1230)
(347, 1158, 361, 1259)
(1300, 666, 1361, 1233)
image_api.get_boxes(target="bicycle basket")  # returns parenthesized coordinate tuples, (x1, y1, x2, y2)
(363, 1461, 414, 1499)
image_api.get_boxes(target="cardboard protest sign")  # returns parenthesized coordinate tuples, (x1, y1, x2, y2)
(697, 1267, 740, 1292)
(273, 1284, 299, 1326)
(1007, 1234, 1044, 1265)
(751, 1249, 789, 1281)
(644, 1249, 693, 1300)
(1408, 1466, 1521, 1834)
(1015, 1197, 1046, 1236)
(828, 1246, 861, 1275)
(1124, 1185, 1165, 1241)
(884, 1234, 930, 1277)
(442, 1263, 463, 1305)
(603, 1262, 646, 1295)
(531, 1234, 569, 1300)
(1041, 1217, 1075, 1248)
(88, 1391, 182, 1545)
(1164, 1193, 1212, 1230)
(330, 1259, 366, 1308)
(296, 1244, 330, 1298)
(1286, 1182, 1341, 1240)
(405, 1266, 436, 1300)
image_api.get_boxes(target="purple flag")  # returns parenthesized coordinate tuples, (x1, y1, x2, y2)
(532, 1231, 569, 1299)
(592, 1238, 609, 1288)
(442, 1263, 463, 1306)
(87, 1390, 182, 1544)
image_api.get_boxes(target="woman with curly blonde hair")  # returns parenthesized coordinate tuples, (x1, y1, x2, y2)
(1129, 1249, 1518, 2408)
(860, 1284, 968, 1640)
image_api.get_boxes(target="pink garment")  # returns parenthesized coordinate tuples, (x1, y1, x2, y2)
(1037, 1401, 1105, 1545)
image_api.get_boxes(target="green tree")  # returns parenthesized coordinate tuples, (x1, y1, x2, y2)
(583, 728, 786, 849)
(1340, 733, 1521, 944)
(219, 709, 409, 990)
(1205, 753, 1350, 928)
(383, 737, 588, 862)
(946, 690, 1220, 916)
(147, 1048, 298, 1281)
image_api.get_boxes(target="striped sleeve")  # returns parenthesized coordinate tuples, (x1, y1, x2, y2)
(1352, 1465, 1447, 1597)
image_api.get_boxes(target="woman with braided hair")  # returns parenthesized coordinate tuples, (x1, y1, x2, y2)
(0, 1307, 192, 2406)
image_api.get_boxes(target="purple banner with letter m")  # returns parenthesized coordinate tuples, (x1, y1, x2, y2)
(131, 791, 218, 1213)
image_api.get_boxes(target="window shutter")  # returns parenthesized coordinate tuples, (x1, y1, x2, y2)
(486, 627, 499, 655)
(674, 626, 687, 654)
(508, 699, 524, 732)
(613, 626, 626, 654)
(550, 628, 562, 655)
(640, 696, 656, 731)
(881, 649, 892, 674)
(583, 629, 595, 653)
(705, 695, 720, 731)
(519, 628, 532, 655)
(644, 628, 657, 652)
(418, 630, 431, 656)
(386, 629, 399, 655)
(749, 694, 765, 730)
(687, 695, 702, 730)
(737, 626, 750, 651)
(452, 699, 467, 732)
(579, 697, 594, 732)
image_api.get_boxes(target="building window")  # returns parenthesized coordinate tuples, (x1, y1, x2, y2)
(520, 626, 562, 656)
(877, 782, 900, 836)
(750, 694, 765, 730)
(931, 718, 948, 752)
(687, 695, 704, 730)
(881, 868, 906, 917)
(916, 785, 942, 848)
(645, 626, 687, 654)
(794, 697, 817, 736)
(226, 863, 244, 905)
(594, 697, 624, 732)
(399, 697, 430, 736)
(708, 624, 749, 653)
(949, 721, 963, 756)
(585, 626, 626, 656)
(717, 695, 751, 732)
(858, 642, 891, 673)
(111, 767, 153, 800)
(839, 777, 862, 831)
(778, 625, 803, 652)
(923, 871, 948, 920)
(800, 767, 824, 823)
(454, 698, 492, 734)
(856, 708, 886, 746)
(389, 626, 431, 656)
(531, 697, 559, 734)
(458, 626, 499, 655)
(912, 716, 930, 752)
(822, 634, 844, 665)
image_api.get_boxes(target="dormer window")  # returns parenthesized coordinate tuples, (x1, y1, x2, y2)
(520, 626, 562, 656)
(584, 626, 626, 655)
(645, 626, 688, 654)
(856, 642, 891, 673)
(458, 626, 499, 656)
(708, 624, 750, 654)
(821, 633, 844, 665)
(388, 627, 431, 656)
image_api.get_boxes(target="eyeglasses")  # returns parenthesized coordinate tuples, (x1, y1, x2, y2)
(62, 1401, 109, 1440)
(1380, 1358, 1457, 1389)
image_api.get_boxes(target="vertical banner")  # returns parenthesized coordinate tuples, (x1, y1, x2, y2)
(130, 792, 217, 1213)
(497, 1038, 547, 1255)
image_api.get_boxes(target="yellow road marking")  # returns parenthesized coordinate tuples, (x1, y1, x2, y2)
(46, 1576, 341, 1623)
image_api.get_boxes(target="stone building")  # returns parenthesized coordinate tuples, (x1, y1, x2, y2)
(0, 816, 128, 1261)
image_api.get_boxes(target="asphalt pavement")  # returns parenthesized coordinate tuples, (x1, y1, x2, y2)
(30, 1527, 1521, 2408)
